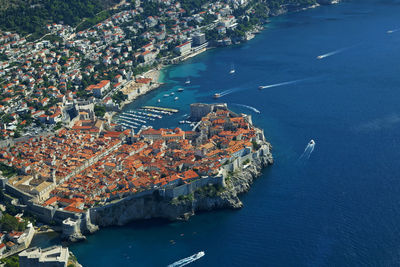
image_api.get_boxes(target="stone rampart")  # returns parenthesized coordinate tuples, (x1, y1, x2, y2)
(163, 176, 224, 198)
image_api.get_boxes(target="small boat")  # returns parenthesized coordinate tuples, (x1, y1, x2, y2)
(258, 86, 264, 90)
(178, 88, 184, 92)
(213, 93, 221, 98)
(317, 55, 324, 59)
(157, 99, 161, 103)
(164, 94, 169, 97)
(171, 92, 175, 95)
(309, 139, 315, 145)
(229, 64, 235, 74)
(167, 251, 205, 267)
(174, 96, 179, 101)
(185, 78, 191, 84)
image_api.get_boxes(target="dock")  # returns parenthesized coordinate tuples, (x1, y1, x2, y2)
(142, 106, 179, 113)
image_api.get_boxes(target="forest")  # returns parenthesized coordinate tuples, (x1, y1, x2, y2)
(0, 0, 120, 38)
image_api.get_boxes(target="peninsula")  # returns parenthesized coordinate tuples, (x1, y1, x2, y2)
(0, 103, 272, 243)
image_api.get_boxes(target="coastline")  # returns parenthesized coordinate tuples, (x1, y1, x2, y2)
(85, 0, 337, 230)
(88, 138, 273, 227)
(111, 0, 341, 119)
(31, 0, 339, 246)
(46, 0, 400, 266)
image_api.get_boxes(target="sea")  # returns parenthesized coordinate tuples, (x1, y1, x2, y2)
(48, 0, 400, 266)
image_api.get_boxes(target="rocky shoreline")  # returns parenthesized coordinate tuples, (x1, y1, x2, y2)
(77, 0, 339, 231)
(88, 144, 273, 227)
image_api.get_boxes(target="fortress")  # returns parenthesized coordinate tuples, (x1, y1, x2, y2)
(1, 103, 273, 240)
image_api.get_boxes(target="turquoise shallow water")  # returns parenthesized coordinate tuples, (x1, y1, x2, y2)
(69, 1, 400, 266)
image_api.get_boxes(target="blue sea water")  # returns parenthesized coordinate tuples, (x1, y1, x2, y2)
(69, 1, 400, 266)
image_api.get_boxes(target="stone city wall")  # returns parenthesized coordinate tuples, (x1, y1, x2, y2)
(163, 176, 225, 199)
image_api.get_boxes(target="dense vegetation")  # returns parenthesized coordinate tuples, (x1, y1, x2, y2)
(76, 9, 114, 32)
(0, 255, 19, 267)
(0, 214, 27, 232)
(111, 91, 128, 104)
(94, 105, 106, 117)
(0, 0, 120, 38)
(0, 163, 17, 178)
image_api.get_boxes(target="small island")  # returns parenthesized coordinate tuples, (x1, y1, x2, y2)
(0, 103, 272, 244)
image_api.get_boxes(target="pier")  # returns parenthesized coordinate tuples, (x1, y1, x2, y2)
(142, 106, 179, 113)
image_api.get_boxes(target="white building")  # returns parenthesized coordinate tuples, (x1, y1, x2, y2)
(19, 246, 69, 267)
(175, 41, 192, 55)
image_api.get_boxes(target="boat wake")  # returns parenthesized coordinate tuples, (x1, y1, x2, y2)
(258, 78, 308, 90)
(167, 251, 205, 267)
(216, 88, 239, 97)
(298, 140, 316, 161)
(316, 45, 356, 59)
(387, 28, 400, 34)
(233, 103, 261, 114)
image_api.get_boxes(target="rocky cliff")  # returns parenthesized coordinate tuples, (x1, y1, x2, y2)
(89, 146, 273, 227)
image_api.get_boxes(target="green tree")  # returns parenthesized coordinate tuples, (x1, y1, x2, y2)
(94, 105, 106, 117)
(0, 214, 26, 232)
(0, 255, 19, 267)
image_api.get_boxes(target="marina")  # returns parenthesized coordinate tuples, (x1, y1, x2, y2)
(114, 106, 178, 130)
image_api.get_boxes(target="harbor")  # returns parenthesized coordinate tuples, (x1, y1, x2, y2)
(114, 107, 177, 130)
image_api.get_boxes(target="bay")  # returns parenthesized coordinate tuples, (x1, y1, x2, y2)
(70, 1, 400, 266)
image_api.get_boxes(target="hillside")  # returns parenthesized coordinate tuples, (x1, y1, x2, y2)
(0, 0, 121, 38)
(0, 0, 330, 40)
